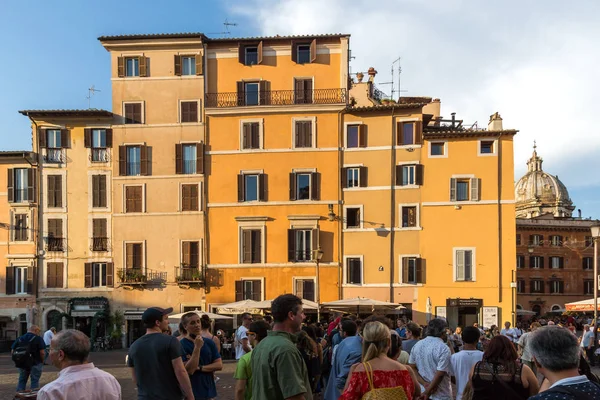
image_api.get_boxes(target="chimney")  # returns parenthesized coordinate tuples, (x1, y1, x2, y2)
(367, 67, 377, 83)
(451, 112, 456, 129)
(578, 209, 582, 218)
(488, 112, 503, 131)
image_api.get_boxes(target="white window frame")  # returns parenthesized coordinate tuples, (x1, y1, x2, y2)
(531, 256, 543, 269)
(398, 254, 423, 286)
(44, 215, 67, 255)
(124, 56, 140, 77)
(401, 165, 417, 186)
(397, 120, 420, 147)
(343, 205, 364, 229)
(91, 262, 108, 288)
(244, 46, 259, 65)
(122, 101, 145, 124)
(550, 256, 561, 269)
(179, 182, 202, 212)
(477, 139, 497, 156)
(296, 45, 311, 64)
(293, 276, 317, 301)
(291, 117, 317, 149)
(398, 203, 421, 230)
(123, 184, 146, 213)
(292, 229, 313, 262)
(180, 238, 203, 267)
(517, 255, 525, 269)
(453, 247, 476, 282)
(178, 99, 202, 124)
(295, 172, 313, 201)
(584, 280, 594, 295)
(550, 304, 562, 311)
(244, 81, 260, 105)
(550, 281, 562, 294)
(583, 257, 593, 270)
(345, 166, 361, 188)
(15, 265, 28, 294)
(123, 240, 146, 272)
(181, 55, 197, 76)
(10, 209, 34, 243)
(344, 122, 363, 149)
(179, 142, 199, 175)
(239, 277, 265, 301)
(530, 234, 543, 246)
(239, 118, 264, 151)
(343, 255, 364, 286)
(532, 280, 543, 293)
(428, 140, 448, 158)
(237, 225, 266, 264)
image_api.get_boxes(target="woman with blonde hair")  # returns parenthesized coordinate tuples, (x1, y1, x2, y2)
(340, 321, 420, 400)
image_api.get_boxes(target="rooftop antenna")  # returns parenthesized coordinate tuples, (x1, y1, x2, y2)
(86, 85, 101, 109)
(208, 18, 238, 36)
(377, 57, 407, 99)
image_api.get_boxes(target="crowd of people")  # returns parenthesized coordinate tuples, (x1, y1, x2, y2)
(9, 300, 600, 399)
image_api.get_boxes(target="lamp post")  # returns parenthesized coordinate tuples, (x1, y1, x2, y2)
(313, 246, 324, 322)
(591, 224, 600, 354)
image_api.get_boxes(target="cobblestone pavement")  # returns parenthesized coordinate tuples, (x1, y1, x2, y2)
(0, 350, 238, 399)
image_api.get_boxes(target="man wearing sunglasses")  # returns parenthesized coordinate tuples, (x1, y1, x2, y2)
(235, 313, 253, 360)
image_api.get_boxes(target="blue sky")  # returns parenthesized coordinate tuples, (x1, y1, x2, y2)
(1, 1, 598, 218)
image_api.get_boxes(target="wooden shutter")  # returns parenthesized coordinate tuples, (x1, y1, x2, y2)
(414, 164, 424, 186)
(188, 101, 198, 122)
(125, 244, 133, 269)
(310, 172, 320, 201)
(196, 143, 204, 174)
(559, 257, 564, 269)
(27, 169, 35, 203)
(238, 44, 245, 64)
(395, 165, 403, 186)
(470, 178, 480, 201)
(312, 228, 319, 253)
(237, 81, 245, 106)
(237, 174, 245, 202)
(259, 80, 269, 105)
(358, 124, 367, 147)
(303, 280, 315, 302)
(414, 121, 423, 145)
(55, 175, 62, 207)
(456, 250, 465, 281)
(181, 185, 190, 211)
(174, 55, 182, 76)
(235, 280, 243, 301)
(257, 41, 263, 65)
(289, 173, 297, 200)
(139, 56, 147, 77)
(540, 257, 545, 269)
(416, 258, 424, 283)
(105, 129, 113, 148)
(7, 169, 13, 203)
(182, 241, 190, 266)
(450, 178, 457, 201)
(402, 258, 409, 283)
(84, 263, 92, 288)
(106, 263, 114, 287)
(92, 175, 100, 207)
(47, 263, 56, 288)
(5, 266, 15, 295)
(196, 54, 203, 75)
(291, 41, 298, 63)
(540, 281, 545, 293)
(310, 39, 317, 63)
(175, 144, 183, 174)
(26, 266, 36, 294)
(39, 129, 47, 148)
(84, 129, 92, 148)
(259, 174, 267, 201)
(60, 129, 69, 148)
(359, 167, 368, 188)
(140, 145, 148, 176)
(99, 175, 106, 207)
(47, 175, 55, 208)
(190, 184, 198, 211)
(117, 57, 125, 77)
(305, 122, 313, 147)
(242, 230, 252, 263)
(341, 168, 348, 189)
(242, 123, 250, 149)
(251, 123, 260, 148)
(134, 103, 142, 123)
(397, 122, 404, 145)
(190, 241, 200, 267)
(288, 229, 296, 261)
(119, 146, 126, 176)
(252, 280, 262, 301)
(252, 230, 262, 263)
(559, 281, 564, 293)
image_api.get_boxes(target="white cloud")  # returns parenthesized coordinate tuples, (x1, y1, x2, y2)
(229, 0, 600, 189)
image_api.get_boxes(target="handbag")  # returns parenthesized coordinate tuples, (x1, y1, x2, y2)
(361, 361, 408, 400)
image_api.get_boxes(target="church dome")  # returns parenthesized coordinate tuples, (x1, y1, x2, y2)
(515, 144, 574, 218)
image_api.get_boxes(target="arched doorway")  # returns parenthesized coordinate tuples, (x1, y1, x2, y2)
(551, 304, 562, 312)
(516, 304, 523, 310)
(532, 305, 541, 316)
(46, 310, 62, 332)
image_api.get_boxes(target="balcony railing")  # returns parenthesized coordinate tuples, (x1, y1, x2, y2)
(90, 149, 111, 163)
(175, 266, 204, 284)
(290, 250, 314, 262)
(206, 88, 347, 108)
(46, 237, 64, 252)
(44, 149, 65, 163)
(117, 268, 168, 286)
(91, 237, 110, 252)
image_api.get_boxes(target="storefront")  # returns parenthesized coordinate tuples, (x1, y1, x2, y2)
(124, 310, 145, 347)
(436, 298, 499, 329)
(68, 298, 109, 338)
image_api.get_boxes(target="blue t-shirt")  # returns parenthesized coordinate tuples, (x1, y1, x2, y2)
(180, 336, 221, 399)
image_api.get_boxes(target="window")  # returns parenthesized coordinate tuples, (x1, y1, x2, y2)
(479, 140, 494, 154)
(346, 168, 360, 188)
(550, 256, 564, 269)
(92, 219, 108, 252)
(583, 257, 593, 270)
(517, 280, 525, 294)
(85, 262, 113, 288)
(430, 142, 445, 156)
(402, 124, 414, 145)
(124, 103, 143, 124)
(242, 122, 261, 150)
(346, 258, 362, 284)
(297, 45, 311, 64)
(530, 256, 544, 269)
(175, 143, 203, 175)
(584, 280, 593, 295)
(245, 47, 258, 65)
(290, 172, 319, 201)
(401, 206, 417, 228)
(119, 145, 149, 176)
(455, 250, 473, 281)
(46, 262, 63, 288)
(550, 235, 562, 246)
(125, 57, 139, 76)
(180, 101, 199, 123)
(47, 219, 63, 252)
(238, 173, 266, 202)
(182, 144, 197, 174)
(294, 78, 313, 104)
(288, 229, 314, 262)
(395, 164, 423, 187)
(397, 121, 422, 146)
(92, 263, 107, 287)
(295, 279, 315, 301)
(517, 255, 525, 269)
(401, 257, 423, 284)
(47, 175, 62, 208)
(13, 214, 28, 242)
(125, 243, 144, 270)
(345, 207, 361, 229)
(5, 266, 34, 295)
(585, 236, 593, 247)
(46, 129, 62, 149)
(245, 82, 259, 106)
(529, 235, 543, 246)
(550, 280, 564, 294)
(402, 165, 416, 186)
(39, 129, 67, 162)
(92, 175, 107, 208)
(182, 56, 196, 75)
(450, 178, 480, 202)
(516, 234, 521, 246)
(235, 279, 262, 301)
(90, 129, 110, 162)
(294, 120, 313, 148)
(346, 125, 366, 148)
(15, 266, 28, 294)
(181, 241, 200, 268)
(8, 168, 34, 203)
(241, 229, 262, 264)
(181, 184, 199, 212)
(125, 186, 143, 213)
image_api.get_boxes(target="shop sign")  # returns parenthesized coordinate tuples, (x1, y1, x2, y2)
(446, 298, 483, 308)
(482, 306, 499, 328)
(436, 306, 447, 320)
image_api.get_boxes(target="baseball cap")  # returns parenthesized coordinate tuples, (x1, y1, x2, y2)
(142, 307, 173, 324)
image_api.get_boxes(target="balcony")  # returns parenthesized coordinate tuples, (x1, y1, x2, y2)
(46, 237, 64, 252)
(290, 250, 314, 262)
(206, 88, 347, 108)
(44, 149, 65, 163)
(90, 149, 111, 163)
(175, 266, 204, 285)
(91, 237, 110, 252)
(117, 268, 168, 286)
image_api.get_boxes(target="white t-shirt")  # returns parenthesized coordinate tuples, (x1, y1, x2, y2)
(500, 328, 517, 342)
(450, 349, 483, 400)
(43, 329, 55, 346)
(235, 325, 250, 360)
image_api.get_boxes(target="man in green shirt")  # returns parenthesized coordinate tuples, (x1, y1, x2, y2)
(251, 294, 313, 400)
(234, 319, 270, 400)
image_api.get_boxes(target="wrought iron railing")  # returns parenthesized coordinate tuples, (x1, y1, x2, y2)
(290, 250, 314, 262)
(206, 88, 347, 108)
(91, 237, 110, 252)
(90, 149, 111, 163)
(45, 149, 65, 163)
(117, 268, 167, 285)
(370, 85, 388, 103)
(175, 266, 204, 283)
(46, 237, 64, 252)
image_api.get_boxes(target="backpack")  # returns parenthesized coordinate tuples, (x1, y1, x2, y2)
(12, 335, 36, 370)
(361, 361, 408, 400)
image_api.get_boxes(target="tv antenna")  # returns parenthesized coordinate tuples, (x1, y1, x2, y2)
(86, 85, 101, 109)
(208, 18, 238, 36)
(378, 57, 407, 99)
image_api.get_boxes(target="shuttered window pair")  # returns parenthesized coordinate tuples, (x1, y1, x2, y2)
(5, 266, 36, 295)
(46, 262, 63, 288)
(241, 122, 261, 150)
(117, 56, 148, 77)
(38, 129, 69, 149)
(7, 168, 35, 203)
(92, 219, 108, 252)
(47, 219, 63, 252)
(397, 121, 422, 146)
(237, 174, 267, 202)
(294, 120, 313, 148)
(84, 129, 112, 148)
(530, 256, 544, 269)
(84, 262, 113, 288)
(530, 280, 544, 293)
(175, 143, 204, 174)
(125, 186, 143, 213)
(396, 165, 424, 186)
(181, 241, 200, 268)
(47, 175, 62, 208)
(550, 280, 564, 294)
(346, 258, 362, 284)
(238, 42, 263, 66)
(295, 279, 315, 302)
(294, 78, 313, 104)
(124, 103, 143, 124)
(346, 125, 366, 148)
(92, 175, 107, 208)
(290, 172, 319, 201)
(181, 184, 199, 211)
(402, 257, 424, 284)
(235, 279, 262, 301)
(13, 214, 28, 242)
(287, 229, 318, 262)
(174, 55, 203, 76)
(449, 178, 480, 201)
(119, 145, 149, 176)
(341, 167, 367, 189)
(241, 229, 262, 264)
(236, 81, 270, 106)
(550, 256, 564, 269)
(291, 39, 317, 64)
(455, 250, 473, 281)
(180, 101, 199, 123)
(125, 243, 144, 270)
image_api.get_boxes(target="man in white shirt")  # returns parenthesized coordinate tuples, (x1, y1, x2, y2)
(500, 321, 517, 342)
(42, 327, 56, 365)
(235, 312, 253, 360)
(37, 329, 121, 400)
(450, 326, 483, 400)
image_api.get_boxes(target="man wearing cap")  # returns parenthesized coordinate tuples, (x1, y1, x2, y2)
(127, 307, 194, 400)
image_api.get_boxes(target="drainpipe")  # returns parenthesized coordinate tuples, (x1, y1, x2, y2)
(497, 132, 503, 307)
(27, 116, 41, 301)
(337, 109, 344, 301)
(389, 107, 396, 302)
(204, 115, 210, 303)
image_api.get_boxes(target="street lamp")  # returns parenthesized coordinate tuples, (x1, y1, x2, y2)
(591, 223, 600, 353)
(313, 246, 324, 322)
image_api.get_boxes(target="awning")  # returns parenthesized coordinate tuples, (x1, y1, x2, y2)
(124, 310, 144, 320)
(71, 311, 103, 317)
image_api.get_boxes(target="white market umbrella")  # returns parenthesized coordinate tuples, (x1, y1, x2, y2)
(168, 310, 232, 321)
(216, 299, 263, 315)
(254, 299, 320, 310)
(516, 309, 537, 316)
(565, 298, 599, 312)
(321, 297, 398, 314)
